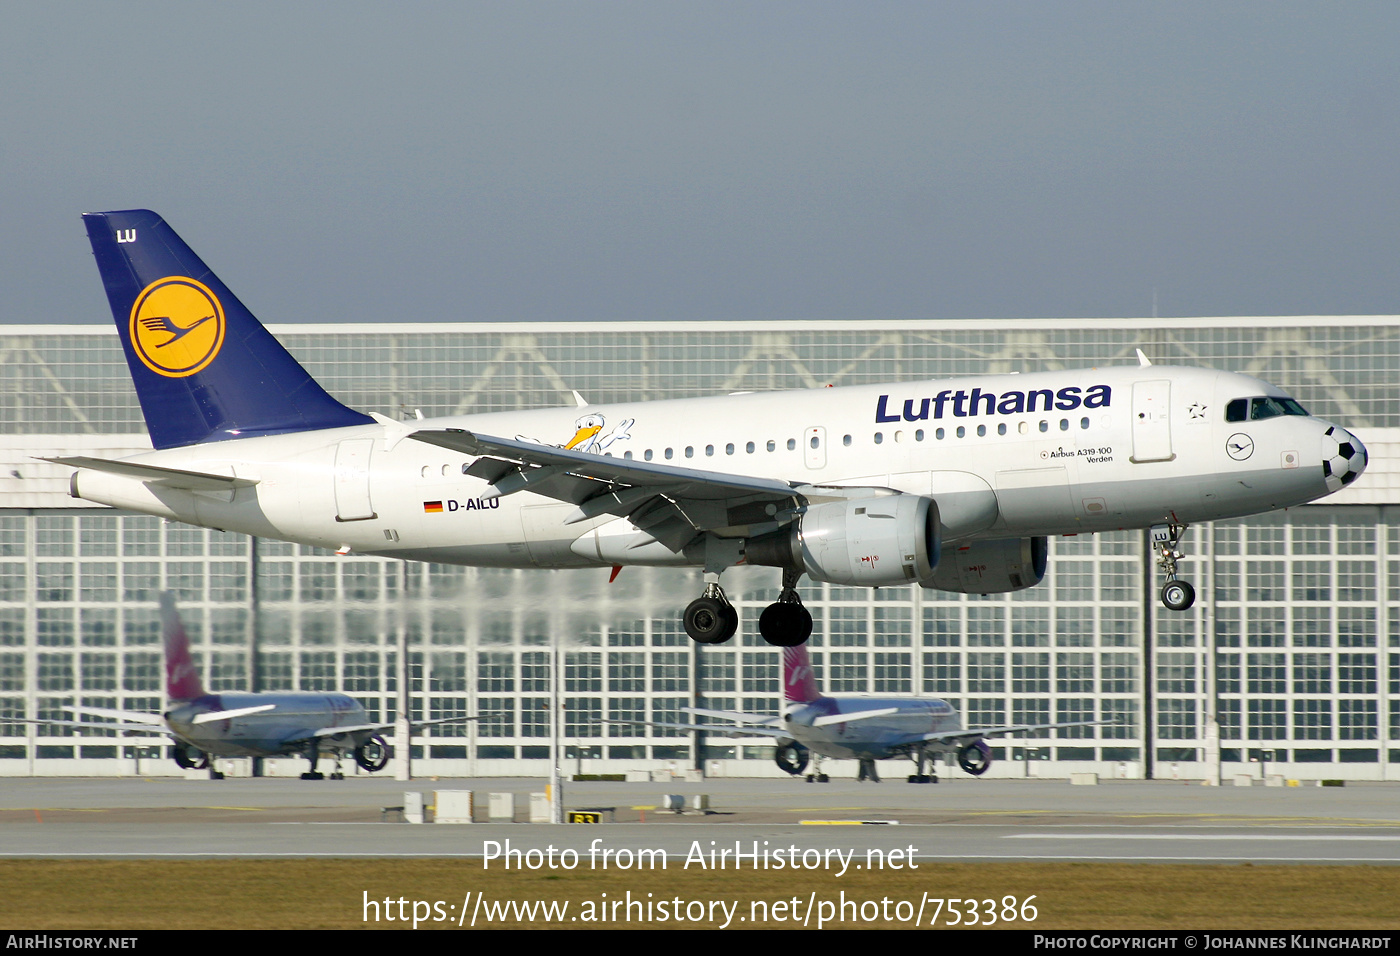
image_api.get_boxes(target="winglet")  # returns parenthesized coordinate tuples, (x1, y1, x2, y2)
(1136, 348, 1153, 367)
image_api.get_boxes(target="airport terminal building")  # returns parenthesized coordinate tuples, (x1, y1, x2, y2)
(0, 316, 1396, 780)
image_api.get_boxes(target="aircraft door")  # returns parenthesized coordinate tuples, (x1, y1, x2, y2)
(1130, 380, 1174, 463)
(333, 439, 376, 521)
(804, 427, 826, 470)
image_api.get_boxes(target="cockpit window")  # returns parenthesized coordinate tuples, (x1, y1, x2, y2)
(1225, 396, 1310, 423)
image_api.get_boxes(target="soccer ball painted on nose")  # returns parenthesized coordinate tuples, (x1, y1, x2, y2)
(1321, 426, 1366, 491)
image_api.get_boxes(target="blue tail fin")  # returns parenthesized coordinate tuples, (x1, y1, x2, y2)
(83, 210, 373, 449)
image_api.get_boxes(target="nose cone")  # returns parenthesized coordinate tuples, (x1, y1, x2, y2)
(1322, 425, 1367, 492)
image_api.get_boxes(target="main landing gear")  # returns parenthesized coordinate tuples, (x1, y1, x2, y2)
(683, 580, 739, 644)
(1153, 521, 1196, 611)
(907, 747, 938, 784)
(682, 568, 814, 646)
(758, 568, 813, 647)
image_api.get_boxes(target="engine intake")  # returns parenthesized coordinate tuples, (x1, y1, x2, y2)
(747, 495, 940, 587)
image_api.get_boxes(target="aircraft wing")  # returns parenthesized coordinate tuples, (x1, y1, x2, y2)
(605, 718, 790, 739)
(920, 719, 1106, 743)
(682, 706, 782, 726)
(308, 715, 482, 738)
(0, 717, 169, 738)
(410, 428, 820, 551)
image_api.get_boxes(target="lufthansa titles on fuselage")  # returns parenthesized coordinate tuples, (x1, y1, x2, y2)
(875, 384, 1112, 423)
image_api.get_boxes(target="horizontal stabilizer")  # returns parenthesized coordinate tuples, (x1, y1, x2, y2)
(812, 707, 899, 727)
(42, 457, 258, 492)
(192, 703, 276, 724)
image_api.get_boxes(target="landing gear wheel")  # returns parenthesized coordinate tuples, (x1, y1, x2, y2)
(758, 602, 813, 647)
(684, 592, 737, 644)
(1161, 580, 1196, 611)
(1152, 520, 1195, 612)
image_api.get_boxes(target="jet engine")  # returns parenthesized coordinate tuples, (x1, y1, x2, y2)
(774, 740, 809, 775)
(746, 495, 940, 587)
(353, 735, 391, 773)
(957, 740, 992, 776)
(172, 742, 209, 770)
(926, 536, 1047, 594)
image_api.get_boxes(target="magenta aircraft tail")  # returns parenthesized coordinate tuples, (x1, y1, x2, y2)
(160, 591, 206, 701)
(783, 644, 821, 704)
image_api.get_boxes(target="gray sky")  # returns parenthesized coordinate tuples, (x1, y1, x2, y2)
(3, 1, 1398, 326)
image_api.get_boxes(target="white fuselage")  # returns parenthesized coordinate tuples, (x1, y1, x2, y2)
(69, 364, 1347, 573)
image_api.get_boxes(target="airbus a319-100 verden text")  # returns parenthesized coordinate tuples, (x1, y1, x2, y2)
(59, 210, 1368, 647)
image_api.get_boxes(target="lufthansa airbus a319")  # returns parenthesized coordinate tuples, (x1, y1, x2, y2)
(57, 210, 1368, 647)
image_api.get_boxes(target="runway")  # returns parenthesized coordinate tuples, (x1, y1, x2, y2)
(2, 776, 1397, 864)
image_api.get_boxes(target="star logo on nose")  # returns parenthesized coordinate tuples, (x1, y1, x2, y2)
(1187, 403, 1207, 419)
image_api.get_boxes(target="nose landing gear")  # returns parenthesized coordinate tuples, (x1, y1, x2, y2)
(1153, 521, 1196, 611)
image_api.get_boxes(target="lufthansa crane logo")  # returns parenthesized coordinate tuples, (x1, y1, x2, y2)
(128, 277, 226, 377)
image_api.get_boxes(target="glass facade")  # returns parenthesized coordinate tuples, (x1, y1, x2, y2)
(1, 318, 1396, 777)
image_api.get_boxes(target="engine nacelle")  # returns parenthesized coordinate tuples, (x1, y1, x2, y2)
(926, 536, 1047, 594)
(774, 740, 809, 775)
(957, 740, 992, 775)
(172, 742, 209, 770)
(747, 495, 940, 588)
(354, 735, 392, 773)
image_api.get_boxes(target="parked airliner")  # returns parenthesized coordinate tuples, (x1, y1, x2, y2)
(60, 210, 1367, 647)
(32, 593, 471, 779)
(632, 642, 1092, 782)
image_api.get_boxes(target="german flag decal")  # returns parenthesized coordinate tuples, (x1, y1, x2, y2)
(423, 501, 444, 513)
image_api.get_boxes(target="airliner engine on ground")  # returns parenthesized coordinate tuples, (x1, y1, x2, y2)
(617, 642, 1094, 782)
(61, 210, 1367, 647)
(22, 593, 473, 779)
